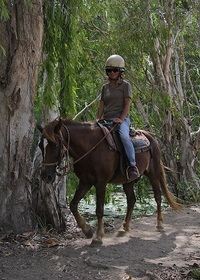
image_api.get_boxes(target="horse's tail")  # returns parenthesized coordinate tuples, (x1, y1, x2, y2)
(159, 160, 181, 211)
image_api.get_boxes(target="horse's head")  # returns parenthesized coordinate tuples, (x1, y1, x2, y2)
(37, 118, 63, 184)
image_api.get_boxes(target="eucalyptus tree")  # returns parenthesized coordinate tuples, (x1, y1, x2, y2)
(0, 0, 43, 232)
(0, 0, 85, 233)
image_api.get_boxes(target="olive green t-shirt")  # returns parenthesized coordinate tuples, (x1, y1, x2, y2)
(100, 80, 132, 119)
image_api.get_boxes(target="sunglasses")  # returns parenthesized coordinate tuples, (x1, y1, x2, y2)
(106, 69, 119, 73)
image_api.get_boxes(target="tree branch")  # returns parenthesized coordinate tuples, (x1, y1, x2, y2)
(73, 94, 101, 120)
(191, 127, 200, 151)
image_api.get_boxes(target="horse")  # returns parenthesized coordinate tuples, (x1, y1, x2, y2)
(38, 118, 180, 245)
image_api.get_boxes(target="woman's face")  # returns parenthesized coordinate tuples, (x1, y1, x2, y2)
(107, 68, 119, 80)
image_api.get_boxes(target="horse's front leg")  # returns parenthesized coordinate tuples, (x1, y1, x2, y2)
(70, 181, 93, 238)
(118, 181, 135, 235)
(91, 182, 106, 245)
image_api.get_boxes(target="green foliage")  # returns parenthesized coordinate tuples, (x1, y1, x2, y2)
(191, 268, 200, 279)
(24, 0, 32, 5)
(0, 45, 6, 56)
(176, 179, 200, 202)
(36, 0, 82, 118)
(67, 171, 115, 205)
(35, 0, 113, 120)
(67, 172, 79, 202)
(0, 0, 9, 19)
(67, 171, 154, 209)
(134, 176, 151, 202)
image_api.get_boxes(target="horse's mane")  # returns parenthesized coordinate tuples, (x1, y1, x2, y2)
(62, 118, 94, 127)
(42, 118, 95, 142)
(42, 119, 60, 143)
(62, 118, 80, 126)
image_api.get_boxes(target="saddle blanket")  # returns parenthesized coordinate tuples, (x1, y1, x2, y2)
(99, 125, 150, 154)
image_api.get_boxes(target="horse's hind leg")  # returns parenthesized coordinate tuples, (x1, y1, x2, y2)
(70, 181, 93, 238)
(118, 181, 136, 235)
(147, 175, 163, 230)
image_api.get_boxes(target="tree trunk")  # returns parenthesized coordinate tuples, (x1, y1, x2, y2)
(32, 104, 69, 230)
(0, 1, 43, 232)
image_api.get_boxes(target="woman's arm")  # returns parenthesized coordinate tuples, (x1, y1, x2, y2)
(120, 97, 131, 121)
(96, 100, 105, 121)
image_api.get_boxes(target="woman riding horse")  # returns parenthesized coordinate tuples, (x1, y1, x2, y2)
(96, 54, 139, 180)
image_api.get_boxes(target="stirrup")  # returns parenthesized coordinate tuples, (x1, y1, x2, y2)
(126, 166, 140, 181)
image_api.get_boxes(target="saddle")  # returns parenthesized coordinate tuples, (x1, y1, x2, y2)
(97, 120, 150, 154)
(97, 120, 151, 179)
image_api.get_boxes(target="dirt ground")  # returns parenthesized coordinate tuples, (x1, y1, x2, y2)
(1, 204, 200, 280)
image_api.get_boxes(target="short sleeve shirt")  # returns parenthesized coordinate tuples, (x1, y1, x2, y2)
(100, 80, 132, 119)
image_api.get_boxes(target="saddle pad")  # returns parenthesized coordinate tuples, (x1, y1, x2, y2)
(131, 131, 150, 153)
(99, 125, 117, 150)
(98, 122, 150, 153)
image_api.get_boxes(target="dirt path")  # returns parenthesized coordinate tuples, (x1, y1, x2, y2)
(1, 205, 200, 280)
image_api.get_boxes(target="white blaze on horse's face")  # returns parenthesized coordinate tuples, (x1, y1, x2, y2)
(43, 139, 48, 159)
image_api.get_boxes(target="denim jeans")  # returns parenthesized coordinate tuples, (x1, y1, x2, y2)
(118, 117, 136, 166)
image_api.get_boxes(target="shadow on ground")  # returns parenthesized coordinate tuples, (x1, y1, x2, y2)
(0, 205, 200, 280)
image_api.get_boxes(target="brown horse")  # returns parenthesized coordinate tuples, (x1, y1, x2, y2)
(38, 118, 180, 245)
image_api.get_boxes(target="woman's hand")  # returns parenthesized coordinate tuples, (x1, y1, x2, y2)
(113, 118, 123, 124)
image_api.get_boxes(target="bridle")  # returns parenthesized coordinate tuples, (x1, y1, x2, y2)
(40, 125, 71, 176)
(41, 123, 118, 176)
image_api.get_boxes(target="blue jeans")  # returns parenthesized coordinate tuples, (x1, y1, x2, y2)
(118, 117, 136, 166)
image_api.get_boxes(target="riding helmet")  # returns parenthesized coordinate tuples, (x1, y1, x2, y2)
(105, 54, 125, 73)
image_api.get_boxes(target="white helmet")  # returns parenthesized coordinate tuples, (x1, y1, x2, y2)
(105, 54, 125, 72)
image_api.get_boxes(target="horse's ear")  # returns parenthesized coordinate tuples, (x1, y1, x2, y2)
(37, 124, 43, 133)
(54, 118, 62, 134)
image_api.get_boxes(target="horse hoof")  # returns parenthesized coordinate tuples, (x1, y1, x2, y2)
(116, 228, 128, 237)
(90, 237, 103, 246)
(85, 227, 94, 239)
(156, 224, 164, 232)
